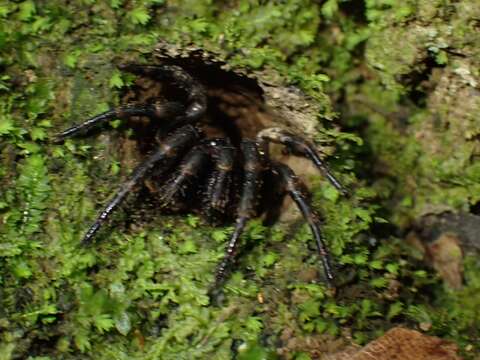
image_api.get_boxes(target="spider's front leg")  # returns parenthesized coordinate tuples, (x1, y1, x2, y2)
(258, 127, 346, 195)
(54, 102, 186, 142)
(213, 140, 265, 288)
(81, 124, 201, 245)
(272, 162, 335, 287)
(118, 64, 207, 122)
(54, 64, 207, 142)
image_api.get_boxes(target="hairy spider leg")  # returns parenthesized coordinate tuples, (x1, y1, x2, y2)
(204, 139, 235, 223)
(118, 64, 207, 122)
(258, 127, 346, 195)
(54, 102, 186, 142)
(81, 125, 201, 245)
(158, 145, 211, 206)
(272, 161, 335, 287)
(214, 140, 265, 287)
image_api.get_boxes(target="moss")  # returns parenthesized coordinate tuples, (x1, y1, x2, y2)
(1, 0, 479, 359)
(325, 0, 480, 356)
(360, 0, 480, 225)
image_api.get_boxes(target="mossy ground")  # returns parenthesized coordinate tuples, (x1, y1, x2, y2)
(0, 1, 478, 359)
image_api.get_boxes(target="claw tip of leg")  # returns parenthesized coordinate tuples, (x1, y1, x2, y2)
(80, 237, 92, 247)
(338, 186, 349, 197)
(50, 135, 64, 144)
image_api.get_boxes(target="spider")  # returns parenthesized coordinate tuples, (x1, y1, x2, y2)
(54, 49, 346, 291)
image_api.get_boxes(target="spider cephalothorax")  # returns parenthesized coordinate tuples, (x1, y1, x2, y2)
(54, 43, 346, 290)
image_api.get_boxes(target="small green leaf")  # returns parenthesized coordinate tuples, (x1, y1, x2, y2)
(386, 262, 399, 275)
(212, 229, 228, 242)
(18, 1, 36, 21)
(373, 216, 388, 223)
(321, 0, 338, 19)
(354, 208, 372, 223)
(186, 215, 199, 228)
(110, 161, 120, 175)
(30, 127, 47, 141)
(18, 142, 41, 154)
(370, 277, 388, 288)
(110, 0, 123, 9)
(353, 252, 368, 265)
(0, 118, 14, 135)
(188, 18, 209, 33)
(128, 7, 151, 25)
(414, 270, 427, 278)
(94, 314, 115, 333)
(74, 329, 91, 352)
(37, 119, 53, 128)
(109, 119, 122, 129)
(435, 50, 448, 65)
(179, 239, 197, 254)
(237, 341, 273, 360)
(313, 73, 330, 82)
(64, 52, 79, 69)
(0, 4, 12, 18)
(31, 16, 51, 33)
(295, 353, 312, 360)
(323, 185, 339, 202)
(261, 252, 278, 267)
(13, 260, 32, 278)
(245, 316, 263, 333)
(387, 301, 404, 320)
(369, 260, 383, 270)
(109, 70, 124, 89)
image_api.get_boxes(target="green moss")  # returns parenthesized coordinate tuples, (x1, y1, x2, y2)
(360, 0, 480, 223)
(1, 0, 479, 358)
(323, 0, 480, 356)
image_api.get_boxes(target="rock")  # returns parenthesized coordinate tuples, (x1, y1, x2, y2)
(327, 327, 462, 360)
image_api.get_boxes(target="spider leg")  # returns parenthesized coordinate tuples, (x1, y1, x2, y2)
(81, 124, 201, 245)
(118, 64, 207, 122)
(53, 102, 185, 142)
(158, 145, 210, 207)
(272, 161, 334, 286)
(258, 127, 346, 195)
(214, 140, 265, 287)
(204, 139, 235, 223)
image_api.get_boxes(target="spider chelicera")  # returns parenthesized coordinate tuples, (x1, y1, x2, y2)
(54, 60, 346, 290)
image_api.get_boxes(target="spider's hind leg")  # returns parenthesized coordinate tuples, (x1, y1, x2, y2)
(272, 161, 334, 287)
(258, 128, 346, 195)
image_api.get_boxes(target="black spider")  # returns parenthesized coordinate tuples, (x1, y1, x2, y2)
(54, 60, 346, 290)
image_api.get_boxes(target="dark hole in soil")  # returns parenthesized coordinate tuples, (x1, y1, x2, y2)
(121, 55, 268, 154)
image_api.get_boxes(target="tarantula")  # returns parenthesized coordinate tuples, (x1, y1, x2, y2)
(54, 53, 346, 290)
